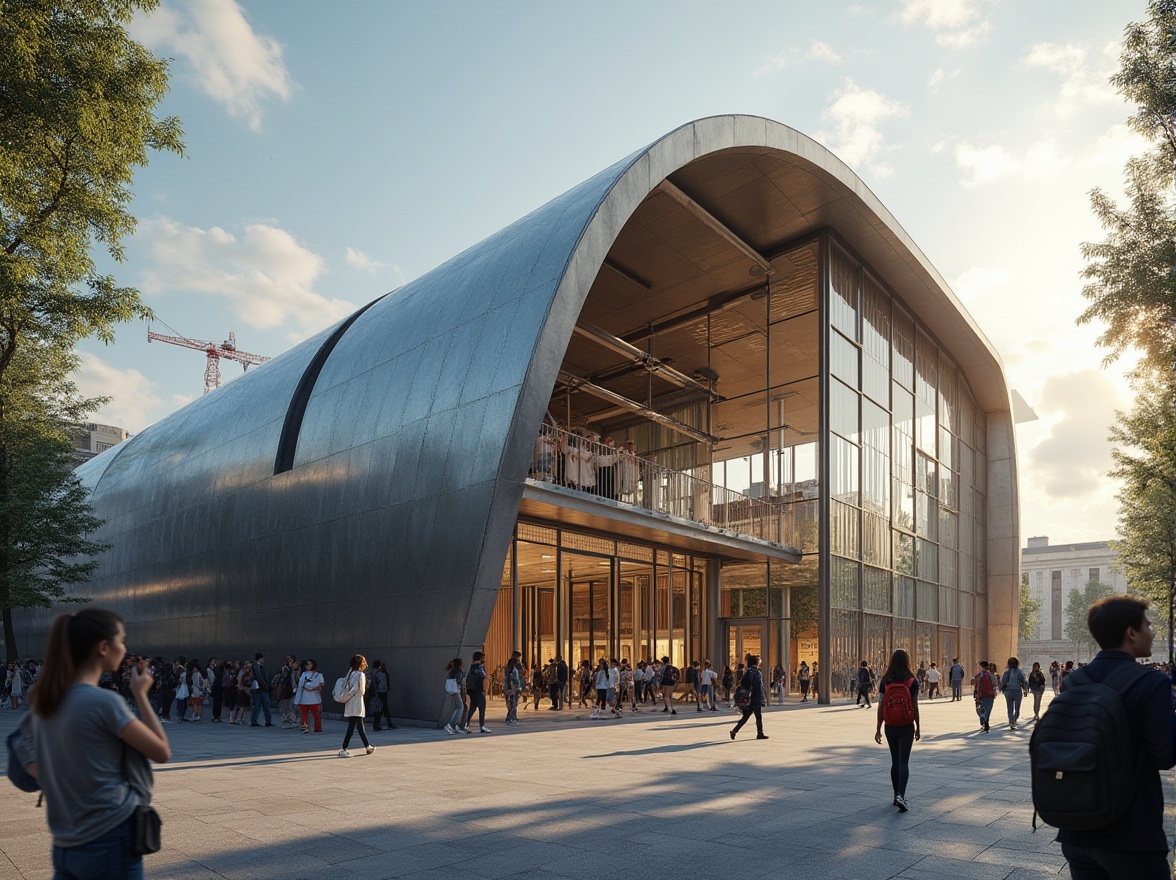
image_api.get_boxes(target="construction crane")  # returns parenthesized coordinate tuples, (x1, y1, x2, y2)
(147, 328, 270, 395)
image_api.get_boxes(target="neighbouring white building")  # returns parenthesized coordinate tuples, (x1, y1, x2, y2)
(1019, 536, 1130, 666)
(72, 422, 131, 466)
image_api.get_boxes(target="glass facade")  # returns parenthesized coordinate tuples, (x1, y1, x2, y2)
(823, 239, 987, 691)
(491, 234, 989, 701)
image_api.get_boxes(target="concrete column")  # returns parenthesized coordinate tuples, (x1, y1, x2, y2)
(707, 558, 722, 669)
(985, 410, 1020, 663)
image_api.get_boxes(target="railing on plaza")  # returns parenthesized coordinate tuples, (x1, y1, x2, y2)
(529, 424, 804, 548)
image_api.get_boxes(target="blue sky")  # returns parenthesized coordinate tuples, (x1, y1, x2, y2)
(80, 0, 1148, 544)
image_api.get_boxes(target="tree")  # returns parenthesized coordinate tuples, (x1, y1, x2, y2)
(1108, 375, 1176, 660)
(0, 1, 182, 648)
(1079, 1, 1176, 662)
(0, 343, 110, 661)
(1077, 0, 1176, 376)
(1064, 581, 1116, 658)
(1019, 578, 1042, 641)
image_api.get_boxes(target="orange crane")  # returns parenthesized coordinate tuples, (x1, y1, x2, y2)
(147, 328, 270, 395)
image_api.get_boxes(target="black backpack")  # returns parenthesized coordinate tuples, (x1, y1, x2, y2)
(1028, 662, 1151, 831)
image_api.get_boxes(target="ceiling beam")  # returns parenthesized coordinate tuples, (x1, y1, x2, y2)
(573, 320, 722, 401)
(657, 179, 775, 276)
(557, 370, 717, 446)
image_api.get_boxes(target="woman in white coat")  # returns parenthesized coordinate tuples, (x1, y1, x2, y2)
(338, 654, 375, 758)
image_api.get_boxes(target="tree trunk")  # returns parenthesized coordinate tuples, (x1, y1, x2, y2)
(3, 606, 17, 664)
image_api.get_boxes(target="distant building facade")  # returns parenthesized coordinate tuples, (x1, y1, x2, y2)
(71, 422, 132, 466)
(1019, 536, 1130, 666)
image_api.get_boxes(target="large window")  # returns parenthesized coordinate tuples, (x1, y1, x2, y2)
(826, 238, 986, 686)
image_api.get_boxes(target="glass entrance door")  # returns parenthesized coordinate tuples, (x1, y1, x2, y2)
(724, 620, 765, 672)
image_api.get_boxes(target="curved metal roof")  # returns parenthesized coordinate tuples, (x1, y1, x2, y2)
(56, 116, 1014, 719)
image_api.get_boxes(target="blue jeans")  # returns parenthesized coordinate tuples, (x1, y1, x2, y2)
(250, 689, 272, 725)
(53, 814, 142, 880)
(700, 684, 715, 709)
(1003, 690, 1022, 725)
(977, 696, 994, 725)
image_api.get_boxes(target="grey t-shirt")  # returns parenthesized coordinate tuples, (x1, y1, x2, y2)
(33, 683, 139, 847)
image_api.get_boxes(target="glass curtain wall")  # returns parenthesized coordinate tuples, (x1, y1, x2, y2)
(717, 241, 821, 696)
(489, 526, 712, 693)
(825, 237, 987, 692)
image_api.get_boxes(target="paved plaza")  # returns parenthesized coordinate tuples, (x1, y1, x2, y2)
(2, 693, 1173, 880)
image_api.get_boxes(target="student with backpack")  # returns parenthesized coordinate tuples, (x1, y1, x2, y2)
(972, 661, 998, 732)
(336, 654, 375, 757)
(874, 649, 920, 813)
(999, 657, 1028, 730)
(1031, 595, 1176, 880)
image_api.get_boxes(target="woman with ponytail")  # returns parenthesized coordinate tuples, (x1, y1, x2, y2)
(28, 608, 171, 878)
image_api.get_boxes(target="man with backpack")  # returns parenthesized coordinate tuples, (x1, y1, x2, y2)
(658, 656, 679, 715)
(1031, 595, 1176, 880)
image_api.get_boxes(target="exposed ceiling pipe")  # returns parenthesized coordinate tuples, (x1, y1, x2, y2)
(573, 320, 723, 401)
(557, 370, 718, 445)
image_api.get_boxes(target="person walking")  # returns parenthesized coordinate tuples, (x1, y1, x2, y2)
(337, 654, 374, 757)
(465, 651, 490, 733)
(855, 660, 873, 708)
(925, 662, 941, 700)
(1051, 596, 1176, 879)
(25, 608, 171, 878)
(699, 659, 718, 711)
(1049, 660, 1061, 694)
(658, 656, 679, 715)
(504, 652, 523, 725)
(442, 658, 467, 734)
(973, 661, 998, 732)
(1000, 657, 1027, 730)
(729, 654, 768, 740)
(185, 659, 205, 723)
(797, 661, 811, 702)
(874, 648, 920, 813)
(294, 658, 324, 733)
(1026, 661, 1046, 722)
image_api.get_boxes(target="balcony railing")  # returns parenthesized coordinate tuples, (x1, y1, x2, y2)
(529, 424, 801, 549)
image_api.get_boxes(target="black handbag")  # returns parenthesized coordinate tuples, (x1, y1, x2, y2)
(123, 744, 162, 855)
(131, 805, 162, 855)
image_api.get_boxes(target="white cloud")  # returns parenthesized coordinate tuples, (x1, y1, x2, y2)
(1023, 41, 1119, 117)
(898, 0, 991, 47)
(345, 247, 386, 272)
(945, 123, 1146, 189)
(927, 67, 960, 93)
(75, 353, 165, 434)
(132, 0, 293, 130)
(818, 80, 909, 178)
(807, 41, 843, 63)
(1023, 370, 1126, 500)
(137, 218, 355, 336)
(757, 39, 844, 73)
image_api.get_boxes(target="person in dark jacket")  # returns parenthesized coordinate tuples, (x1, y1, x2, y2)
(1056, 595, 1176, 880)
(729, 654, 768, 740)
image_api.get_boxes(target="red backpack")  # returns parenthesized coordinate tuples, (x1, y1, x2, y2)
(975, 671, 996, 699)
(882, 677, 916, 727)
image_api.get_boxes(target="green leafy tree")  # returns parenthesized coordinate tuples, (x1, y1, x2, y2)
(1064, 581, 1116, 658)
(0, 1, 182, 651)
(1019, 577, 1042, 641)
(1108, 375, 1176, 660)
(1078, 0, 1176, 375)
(0, 343, 110, 661)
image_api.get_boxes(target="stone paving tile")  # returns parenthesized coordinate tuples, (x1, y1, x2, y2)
(1, 695, 1171, 880)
